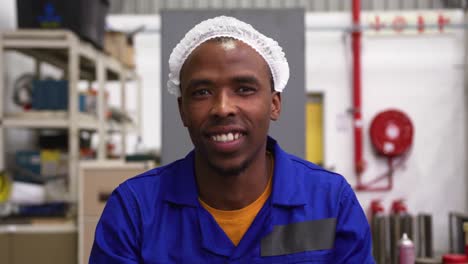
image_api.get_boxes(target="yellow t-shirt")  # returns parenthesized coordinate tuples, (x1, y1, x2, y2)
(199, 154, 273, 246)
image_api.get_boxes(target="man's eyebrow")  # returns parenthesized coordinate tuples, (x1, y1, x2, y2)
(184, 76, 260, 89)
(186, 79, 213, 89)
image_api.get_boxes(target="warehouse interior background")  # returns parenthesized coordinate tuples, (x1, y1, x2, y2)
(0, 0, 468, 263)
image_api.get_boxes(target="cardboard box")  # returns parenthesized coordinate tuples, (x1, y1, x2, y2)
(104, 31, 135, 69)
(0, 233, 10, 264)
(83, 217, 99, 263)
(0, 229, 76, 264)
(79, 162, 152, 264)
(82, 166, 140, 216)
(12, 232, 77, 264)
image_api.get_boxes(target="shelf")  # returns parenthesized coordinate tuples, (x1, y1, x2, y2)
(0, 30, 142, 241)
(3, 111, 99, 130)
(3, 111, 139, 133)
(0, 223, 76, 234)
(2, 30, 134, 81)
(107, 121, 138, 134)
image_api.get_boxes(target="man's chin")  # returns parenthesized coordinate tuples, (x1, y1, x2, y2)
(207, 158, 250, 177)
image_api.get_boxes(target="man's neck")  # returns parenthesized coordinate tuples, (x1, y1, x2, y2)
(195, 152, 272, 211)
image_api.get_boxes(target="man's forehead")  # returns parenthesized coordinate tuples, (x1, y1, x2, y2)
(220, 40, 237, 50)
(209, 37, 238, 51)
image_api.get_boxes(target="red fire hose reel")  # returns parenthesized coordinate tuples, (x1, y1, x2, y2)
(356, 109, 414, 191)
(370, 109, 414, 158)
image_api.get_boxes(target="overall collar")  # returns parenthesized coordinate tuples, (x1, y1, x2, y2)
(162, 151, 199, 207)
(267, 137, 307, 207)
(162, 136, 307, 208)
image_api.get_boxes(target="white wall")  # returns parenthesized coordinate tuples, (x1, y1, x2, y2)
(0, 0, 15, 29)
(306, 11, 467, 254)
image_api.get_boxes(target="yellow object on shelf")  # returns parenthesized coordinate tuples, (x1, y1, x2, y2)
(464, 222, 468, 246)
(0, 171, 12, 203)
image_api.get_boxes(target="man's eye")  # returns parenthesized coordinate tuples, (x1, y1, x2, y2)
(238, 86, 256, 94)
(192, 89, 211, 97)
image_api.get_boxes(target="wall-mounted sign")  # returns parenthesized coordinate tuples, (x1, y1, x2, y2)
(362, 11, 459, 36)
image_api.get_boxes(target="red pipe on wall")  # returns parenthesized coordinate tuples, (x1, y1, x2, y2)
(352, 0, 365, 186)
(351, 0, 398, 191)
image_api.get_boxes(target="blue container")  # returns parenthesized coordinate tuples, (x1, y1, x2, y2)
(31, 80, 67, 110)
(14, 150, 41, 183)
(31, 80, 86, 112)
(79, 93, 87, 113)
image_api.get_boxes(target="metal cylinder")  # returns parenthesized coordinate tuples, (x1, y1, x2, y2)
(417, 214, 433, 258)
(372, 214, 388, 264)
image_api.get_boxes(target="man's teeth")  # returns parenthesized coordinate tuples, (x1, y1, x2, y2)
(211, 133, 242, 142)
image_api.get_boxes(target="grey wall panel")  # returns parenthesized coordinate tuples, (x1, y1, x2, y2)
(161, 9, 305, 164)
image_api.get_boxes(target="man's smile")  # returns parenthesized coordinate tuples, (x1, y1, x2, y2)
(210, 132, 244, 142)
(203, 126, 248, 153)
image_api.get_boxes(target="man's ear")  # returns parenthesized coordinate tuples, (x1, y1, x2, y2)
(270, 92, 282, 121)
(177, 97, 188, 127)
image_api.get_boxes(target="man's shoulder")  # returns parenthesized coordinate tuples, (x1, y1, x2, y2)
(116, 158, 186, 198)
(128, 159, 182, 181)
(281, 151, 349, 190)
(274, 150, 359, 220)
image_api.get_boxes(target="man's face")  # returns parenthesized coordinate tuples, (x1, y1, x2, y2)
(178, 39, 281, 175)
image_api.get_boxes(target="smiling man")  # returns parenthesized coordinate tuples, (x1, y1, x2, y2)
(90, 16, 375, 263)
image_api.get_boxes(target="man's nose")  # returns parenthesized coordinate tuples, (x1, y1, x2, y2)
(210, 91, 237, 118)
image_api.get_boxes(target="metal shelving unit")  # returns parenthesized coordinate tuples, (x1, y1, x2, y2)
(0, 30, 141, 201)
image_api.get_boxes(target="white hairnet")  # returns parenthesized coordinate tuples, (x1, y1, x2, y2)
(167, 15, 290, 96)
